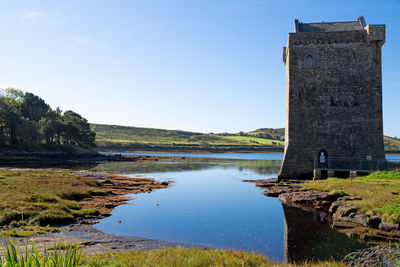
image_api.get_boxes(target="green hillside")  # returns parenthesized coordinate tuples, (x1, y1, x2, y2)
(92, 124, 400, 153)
(247, 128, 285, 141)
(91, 124, 284, 152)
(384, 136, 400, 153)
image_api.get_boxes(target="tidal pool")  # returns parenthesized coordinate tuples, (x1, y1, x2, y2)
(92, 156, 366, 262)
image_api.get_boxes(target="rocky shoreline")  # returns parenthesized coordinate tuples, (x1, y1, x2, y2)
(244, 178, 400, 244)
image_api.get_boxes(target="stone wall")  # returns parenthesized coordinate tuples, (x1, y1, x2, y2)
(278, 23, 385, 179)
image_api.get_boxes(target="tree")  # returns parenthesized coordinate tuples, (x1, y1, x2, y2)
(62, 111, 96, 148)
(0, 91, 23, 146)
(21, 93, 50, 122)
(0, 88, 97, 151)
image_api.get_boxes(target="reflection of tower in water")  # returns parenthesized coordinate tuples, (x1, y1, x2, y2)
(282, 204, 366, 263)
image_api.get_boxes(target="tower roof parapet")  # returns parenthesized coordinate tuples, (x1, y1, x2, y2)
(294, 16, 366, 33)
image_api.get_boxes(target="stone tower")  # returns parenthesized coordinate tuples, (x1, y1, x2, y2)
(279, 16, 385, 180)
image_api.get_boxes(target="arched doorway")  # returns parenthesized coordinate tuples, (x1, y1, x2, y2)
(318, 149, 328, 166)
(318, 149, 328, 179)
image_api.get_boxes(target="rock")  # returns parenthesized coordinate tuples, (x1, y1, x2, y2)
(278, 190, 333, 203)
(277, 193, 288, 202)
(332, 221, 355, 229)
(366, 216, 381, 229)
(333, 205, 359, 219)
(337, 196, 362, 201)
(348, 212, 357, 218)
(264, 191, 281, 197)
(278, 190, 339, 214)
(350, 214, 368, 226)
(329, 201, 342, 215)
(161, 181, 169, 186)
(255, 179, 279, 188)
(379, 223, 399, 232)
(257, 183, 276, 188)
(104, 203, 115, 209)
(264, 186, 292, 197)
(318, 200, 333, 208)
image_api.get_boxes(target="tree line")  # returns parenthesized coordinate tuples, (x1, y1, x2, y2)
(0, 88, 96, 151)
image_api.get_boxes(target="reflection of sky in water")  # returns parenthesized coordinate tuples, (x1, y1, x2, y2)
(94, 165, 285, 262)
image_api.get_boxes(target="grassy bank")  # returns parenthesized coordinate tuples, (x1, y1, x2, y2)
(0, 168, 168, 237)
(302, 170, 400, 224)
(0, 169, 104, 235)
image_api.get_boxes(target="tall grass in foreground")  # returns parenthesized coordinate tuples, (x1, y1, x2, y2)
(0, 237, 81, 266)
(80, 248, 346, 267)
(0, 237, 349, 266)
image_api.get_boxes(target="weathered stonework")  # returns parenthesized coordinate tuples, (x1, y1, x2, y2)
(279, 17, 385, 180)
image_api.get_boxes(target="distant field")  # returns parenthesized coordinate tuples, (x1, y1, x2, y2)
(91, 124, 284, 152)
(223, 136, 284, 146)
(91, 123, 400, 153)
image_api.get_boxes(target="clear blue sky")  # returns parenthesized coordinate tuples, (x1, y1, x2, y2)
(1, 0, 399, 135)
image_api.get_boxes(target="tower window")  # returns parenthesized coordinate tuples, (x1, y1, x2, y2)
(304, 55, 315, 68)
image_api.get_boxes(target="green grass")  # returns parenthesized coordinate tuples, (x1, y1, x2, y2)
(302, 170, 400, 223)
(80, 247, 345, 267)
(81, 248, 271, 267)
(223, 136, 284, 146)
(0, 237, 81, 266)
(92, 124, 227, 145)
(0, 169, 105, 234)
(0, 237, 346, 267)
(47, 242, 85, 251)
(384, 136, 400, 152)
(246, 128, 285, 141)
(0, 226, 59, 237)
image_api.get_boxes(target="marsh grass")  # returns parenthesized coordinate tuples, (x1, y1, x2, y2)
(0, 169, 104, 233)
(0, 226, 59, 237)
(47, 242, 84, 251)
(302, 170, 400, 223)
(80, 248, 345, 267)
(0, 238, 345, 266)
(0, 237, 81, 266)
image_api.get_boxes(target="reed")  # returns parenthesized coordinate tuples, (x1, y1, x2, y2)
(0, 236, 81, 267)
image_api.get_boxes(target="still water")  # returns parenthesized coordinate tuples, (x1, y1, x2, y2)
(101, 151, 285, 160)
(92, 155, 369, 262)
(102, 151, 400, 161)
